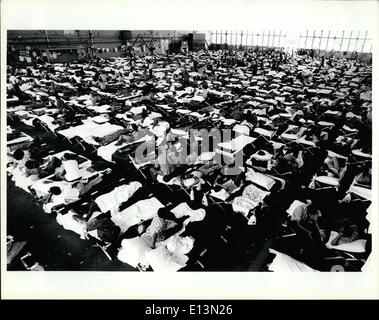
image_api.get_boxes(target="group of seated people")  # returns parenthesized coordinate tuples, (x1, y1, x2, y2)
(6, 45, 372, 271)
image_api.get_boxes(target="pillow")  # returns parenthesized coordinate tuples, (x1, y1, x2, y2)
(286, 200, 307, 217)
(254, 127, 275, 138)
(56, 211, 87, 239)
(144, 246, 187, 272)
(91, 115, 109, 124)
(246, 170, 276, 190)
(233, 124, 250, 136)
(326, 231, 367, 253)
(268, 249, 318, 272)
(348, 185, 371, 200)
(117, 237, 151, 268)
(313, 175, 340, 187)
(232, 196, 258, 215)
(252, 149, 273, 161)
(242, 184, 270, 203)
(165, 235, 194, 255)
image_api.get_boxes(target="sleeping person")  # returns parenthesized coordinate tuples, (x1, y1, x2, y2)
(10, 149, 30, 172)
(330, 218, 359, 246)
(42, 173, 104, 213)
(93, 128, 132, 146)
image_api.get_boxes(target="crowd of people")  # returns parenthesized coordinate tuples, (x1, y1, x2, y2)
(6, 45, 372, 271)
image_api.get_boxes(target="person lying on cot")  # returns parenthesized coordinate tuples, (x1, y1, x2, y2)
(72, 213, 121, 243)
(93, 128, 132, 146)
(28, 156, 62, 179)
(28, 137, 50, 164)
(330, 218, 360, 246)
(280, 144, 304, 169)
(42, 173, 104, 213)
(10, 149, 30, 171)
(24, 160, 43, 179)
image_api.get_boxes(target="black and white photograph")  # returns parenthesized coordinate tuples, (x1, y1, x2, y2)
(1, 0, 378, 299)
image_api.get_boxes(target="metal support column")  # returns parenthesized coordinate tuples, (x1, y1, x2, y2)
(262, 31, 265, 47)
(361, 31, 368, 53)
(346, 30, 353, 52)
(353, 31, 360, 51)
(310, 30, 316, 49)
(339, 30, 345, 51)
(318, 30, 323, 52)
(325, 30, 331, 51)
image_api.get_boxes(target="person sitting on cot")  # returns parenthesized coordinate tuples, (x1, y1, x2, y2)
(142, 207, 190, 249)
(51, 153, 82, 182)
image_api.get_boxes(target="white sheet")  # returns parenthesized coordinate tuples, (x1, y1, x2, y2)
(7, 133, 33, 146)
(111, 197, 164, 233)
(313, 175, 340, 187)
(144, 246, 188, 272)
(268, 249, 318, 272)
(286, 200, 307, 217)
(352, 149, 372, 159)
(170, 202, 206, 225)
(97, 135, 150, 162)
(58, 121, 123, 145)
(242, 184, 270, 203)
(254, 127, 275, 138)
(95, 181, 142, 213)
(210, 189, 230, 201)
(245, 169, 276, 190)
(217, 135, 256, 152)
(348, 185, 371, 200)
(118, 237, 151, 268)
(56, 211, 87, 239)
(326, 231, 367, 253)
(232, 196, 259, 216)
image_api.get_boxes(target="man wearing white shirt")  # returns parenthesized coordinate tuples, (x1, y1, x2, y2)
(61, 153, 82, 182)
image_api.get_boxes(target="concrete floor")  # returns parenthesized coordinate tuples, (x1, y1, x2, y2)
(7, 176, 136, 271)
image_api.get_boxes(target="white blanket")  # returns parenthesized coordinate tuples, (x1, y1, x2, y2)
(170, 202, 206, 226)
(313, 175, 340, 187)
(56, 211, 87, 239)
(326, 231, 367, 253)
(348, 185, 371, 200)
(232, 196, 259, 216)
(118, 230, 194, 270)
(144, 246, 188, 272)
(58, 121, 123, 145)
(218, 135, 256, 152)
(245, 169, 276, 190)
(111, 197, 164, 233)
(95, 181, 142, 213)
(97, 136, 150, 162)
